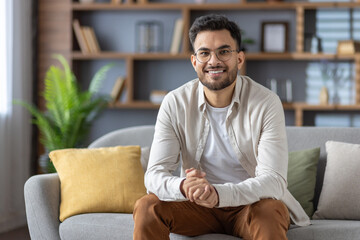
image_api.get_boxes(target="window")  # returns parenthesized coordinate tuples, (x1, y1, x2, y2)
(305, 1, 359, 126)
(305, 6, 358, 105)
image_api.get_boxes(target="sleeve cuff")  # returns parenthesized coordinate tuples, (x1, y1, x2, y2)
(173, 177, 187, 200)
(213, 184, 230, 208)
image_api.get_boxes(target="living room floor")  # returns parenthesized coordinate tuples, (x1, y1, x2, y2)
(0, 226, 30, 240)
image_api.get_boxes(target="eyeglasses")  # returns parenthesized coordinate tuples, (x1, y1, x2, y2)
(194, 48, 238, 63)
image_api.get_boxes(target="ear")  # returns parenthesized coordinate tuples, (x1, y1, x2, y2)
(191, 54, 197, 70)
(237, 51, 245, 70)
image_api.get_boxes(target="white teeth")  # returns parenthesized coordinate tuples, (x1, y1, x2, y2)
(209, 70, 223, 74)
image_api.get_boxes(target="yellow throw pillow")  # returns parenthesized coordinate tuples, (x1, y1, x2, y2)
(50, 145, 146, 222)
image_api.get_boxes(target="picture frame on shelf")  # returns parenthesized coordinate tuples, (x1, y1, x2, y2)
(261, 21, 288, 53)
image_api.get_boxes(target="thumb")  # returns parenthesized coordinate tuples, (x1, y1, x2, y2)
(186, 169, 206, 178)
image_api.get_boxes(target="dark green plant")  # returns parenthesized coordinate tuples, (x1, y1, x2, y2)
(241, 30, 255, 52)
(14, 54, 113, 172)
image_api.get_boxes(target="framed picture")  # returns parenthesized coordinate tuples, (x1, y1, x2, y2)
(261, 22, 288, 53)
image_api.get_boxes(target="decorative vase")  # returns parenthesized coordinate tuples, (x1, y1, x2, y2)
(319, 86, 329, 105)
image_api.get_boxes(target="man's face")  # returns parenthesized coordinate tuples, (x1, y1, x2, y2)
(191, 29, 244, 91)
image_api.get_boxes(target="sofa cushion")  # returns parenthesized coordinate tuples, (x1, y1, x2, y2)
(313, 141, 360, 220)
(59, 214, 360, 240)
(59, 213, 240, 240)
(287, 220, 360, 240)
(287, 147, 320, 217)
(50, 146, 146, 222)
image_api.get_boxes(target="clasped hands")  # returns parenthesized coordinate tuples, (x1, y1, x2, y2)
(180, 168, 219, 208)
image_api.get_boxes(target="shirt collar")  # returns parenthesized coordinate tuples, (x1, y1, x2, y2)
(198, 75, 242, 111)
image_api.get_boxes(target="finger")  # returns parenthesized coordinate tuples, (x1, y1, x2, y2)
(192, 187, 205, 201)
(187, 182, 207, 201)
(186, 169, 206, 178)
(185, 168, 195, 174)
(188, 185, 204, 202)
(195, 187, 217, 208)
(198, 185, 211, 201)
(183, 178, 208, 200)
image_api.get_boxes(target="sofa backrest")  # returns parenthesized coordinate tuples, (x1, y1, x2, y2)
(88, 125, 155, 148)
(89, 125, 360, 211)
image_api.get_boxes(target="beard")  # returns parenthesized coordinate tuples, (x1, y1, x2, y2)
(198, 64, 238, 91)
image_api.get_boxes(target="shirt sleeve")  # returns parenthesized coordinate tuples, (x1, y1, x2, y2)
(144, 93, 187, 201)
(213, 95, 288, 207)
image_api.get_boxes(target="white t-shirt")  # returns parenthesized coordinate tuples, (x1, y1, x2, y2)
(200, 103, 250, 184)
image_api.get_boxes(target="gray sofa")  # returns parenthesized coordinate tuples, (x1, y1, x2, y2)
(24, 125, 360, 240)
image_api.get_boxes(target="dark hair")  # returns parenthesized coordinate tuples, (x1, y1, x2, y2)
(189, 14, 242, 52)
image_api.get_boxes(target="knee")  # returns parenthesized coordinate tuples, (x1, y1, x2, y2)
(133, 194, 163, 227)
(249, 199, 289, 223)
(134, 193, 160, 210)
(247, 199, 290, 240)
(134, 193, 161, 218)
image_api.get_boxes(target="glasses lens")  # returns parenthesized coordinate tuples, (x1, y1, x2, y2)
(216, 48, 233, 62)
(196, 50, 210, 63)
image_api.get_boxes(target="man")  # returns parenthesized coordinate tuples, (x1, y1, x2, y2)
(133, 14, 310, 240)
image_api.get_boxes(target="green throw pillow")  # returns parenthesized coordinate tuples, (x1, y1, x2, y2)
(287, 147, 320, 218)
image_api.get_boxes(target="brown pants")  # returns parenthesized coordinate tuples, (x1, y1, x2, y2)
(133, 194, 290, 240)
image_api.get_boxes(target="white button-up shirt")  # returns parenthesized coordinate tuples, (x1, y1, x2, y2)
(145, 75, 310, 226)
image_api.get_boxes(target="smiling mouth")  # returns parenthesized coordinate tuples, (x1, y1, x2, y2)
(205, 69, 226, 74)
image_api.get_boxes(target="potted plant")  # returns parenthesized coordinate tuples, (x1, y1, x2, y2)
(15, 54, 113, 173)
(241, 30, 255, 52)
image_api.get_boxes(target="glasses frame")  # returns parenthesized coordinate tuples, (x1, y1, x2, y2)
(193, 48, 238, 63)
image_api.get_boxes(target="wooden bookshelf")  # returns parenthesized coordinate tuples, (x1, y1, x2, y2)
(71, 2, 360, 11)
(37, 0, 360, 128)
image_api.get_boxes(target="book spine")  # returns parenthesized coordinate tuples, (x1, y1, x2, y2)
(82, 27, 95, 53)
(72, 19, 90, 53)
(170, 18, 184, 55)
(110, 77, 126, 102)
(89, 27, 101, 52)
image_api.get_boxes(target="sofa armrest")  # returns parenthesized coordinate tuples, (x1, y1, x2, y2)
(24, 173, 61, 240)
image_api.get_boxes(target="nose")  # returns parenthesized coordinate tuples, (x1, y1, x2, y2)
(207, 51, 221, 65)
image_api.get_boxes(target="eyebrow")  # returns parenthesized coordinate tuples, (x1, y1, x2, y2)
(196, 45, 232, 52)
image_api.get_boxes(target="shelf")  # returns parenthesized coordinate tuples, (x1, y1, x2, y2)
(72, 51, 359, 61)
(72, 51, 191, 60)
(246, 52, 360, 61)
(72, 2, 360, 11)
(108, 101, 360, 111)
(293, 103, 360, 111)
(109, 101, 160, 109)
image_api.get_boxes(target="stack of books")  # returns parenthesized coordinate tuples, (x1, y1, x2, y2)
(73, 19, 101, 54)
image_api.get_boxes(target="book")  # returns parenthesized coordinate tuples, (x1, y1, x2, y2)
(170, 18, 184, 54)
(82, 27, 101, 53)
(72, 19, 90, 53)
(110, 77, 126, 102)
(81, 27, 93, 53)
(89, 27, 101, 52)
